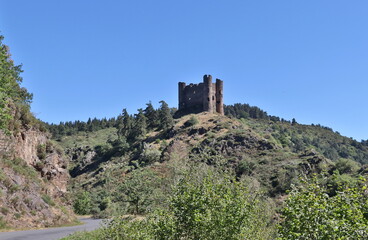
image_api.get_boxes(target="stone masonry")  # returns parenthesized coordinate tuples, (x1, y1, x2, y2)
(178, 75, 224, 116)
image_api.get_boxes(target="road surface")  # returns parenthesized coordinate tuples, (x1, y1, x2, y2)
(0, 218, 104, 240)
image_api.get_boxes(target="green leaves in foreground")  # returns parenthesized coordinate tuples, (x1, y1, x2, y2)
(278, 175, 368, 239)
(102, 169, 274, 240)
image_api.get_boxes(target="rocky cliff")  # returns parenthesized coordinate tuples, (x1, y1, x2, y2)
(0, 127, 75, 229)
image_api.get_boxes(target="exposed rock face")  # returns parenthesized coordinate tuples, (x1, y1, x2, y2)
(0, 128, 75, 229)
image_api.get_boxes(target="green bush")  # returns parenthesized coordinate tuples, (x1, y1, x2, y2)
(278, 175, 368, 239)
(334, 158, 361, 174)
(102, 169, 275, 240)
(37, 144, 47, 160)
(183, 116, 199, 128)
(152, 171, 274, 240)
(73, 191, 92, 215)
(139, 144, 161, 165)
(237, 157, 256, 175)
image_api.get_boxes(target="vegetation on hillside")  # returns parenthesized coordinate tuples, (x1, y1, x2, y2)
(51, 100, 367, 239)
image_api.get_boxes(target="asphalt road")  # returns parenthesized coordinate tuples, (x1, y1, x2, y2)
(0, 218, 104, 240)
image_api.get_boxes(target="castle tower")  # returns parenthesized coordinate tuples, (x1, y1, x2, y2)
(216, 78, 224, 115)
(175, 74, 224, 117)
(203, 74, 213, 113)
(178, 82, 186, 110)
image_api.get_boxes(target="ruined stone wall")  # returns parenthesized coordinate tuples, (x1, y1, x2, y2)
(180, 83, 204, 111)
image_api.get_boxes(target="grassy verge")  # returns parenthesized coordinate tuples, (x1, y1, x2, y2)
(60, 229, 105, 240)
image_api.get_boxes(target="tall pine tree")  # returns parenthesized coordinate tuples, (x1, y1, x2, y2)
(144, 101, 158, 130)
(158, 100, 174, 130)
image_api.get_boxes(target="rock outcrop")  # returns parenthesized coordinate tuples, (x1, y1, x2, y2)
(0, 128, 75, 229)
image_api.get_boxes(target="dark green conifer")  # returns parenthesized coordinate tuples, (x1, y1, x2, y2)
(144, 101, 159, 130)
(158, 100, 174, 130)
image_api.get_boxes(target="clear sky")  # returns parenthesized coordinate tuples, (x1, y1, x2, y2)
(1, 1, 367, 141)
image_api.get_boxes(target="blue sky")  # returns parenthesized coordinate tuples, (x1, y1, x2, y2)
(1, 1, 367, 141)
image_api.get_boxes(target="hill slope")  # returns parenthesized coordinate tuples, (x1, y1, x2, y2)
(53, 110, 367, 216)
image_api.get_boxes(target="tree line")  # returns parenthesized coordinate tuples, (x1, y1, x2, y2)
(46, 101, 174, 141)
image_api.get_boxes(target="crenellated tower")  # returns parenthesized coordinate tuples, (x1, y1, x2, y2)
(177, 74, 224, 117)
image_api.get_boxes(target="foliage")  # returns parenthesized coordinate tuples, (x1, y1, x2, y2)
(334, 158, 361, 174)
(158, 100, 174, 130)
(278, 174, 368, 239)
(144, 101, 159, 130)
(117, 108, 132, 140)
(100, 168, 275, 240)
(129, 109, 147, 141)
(0, 34, 33, 132)
(153, 170, 274, 239)
(225, 103, 274, 121)
(73, 191, 92, 215)
(117, 167, 162, 215)
(37, 144, 46, 160)
(102, 216, 153, 240)
(183, 115, 199, 128)
(1, 157, 39, 181)
(139, 143, 161, 166)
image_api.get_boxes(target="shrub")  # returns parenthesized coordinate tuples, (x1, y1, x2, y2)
(103, 169, 275, 240)
(334, 158, 361, 174)
(237, 157, 256, 175)
(37, 144, 46, 160)
(73, 191, 92, 215)
(139, 144, 161, 165)
(183, 116, 198, 128)
(151, 171, 274, 240)
(278, 175, 368, 239)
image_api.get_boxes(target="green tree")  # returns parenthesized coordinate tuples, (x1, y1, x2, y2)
(73, 191, 92, 215)
(117, 168, 161, 214)
(144, 101, 159, 130)
(278, 175, 368, 239)
(0, 35, 33, 131)
(158, 100, 174, 131)
(129, 109, 147, 141)
(117, 108, 132, 140)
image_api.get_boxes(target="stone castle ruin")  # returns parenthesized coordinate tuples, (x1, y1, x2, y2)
(177, 75, 224, 116)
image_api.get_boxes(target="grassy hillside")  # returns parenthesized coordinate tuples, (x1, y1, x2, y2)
(56, 109, 367, 239)
(50, 108, 367, 220)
